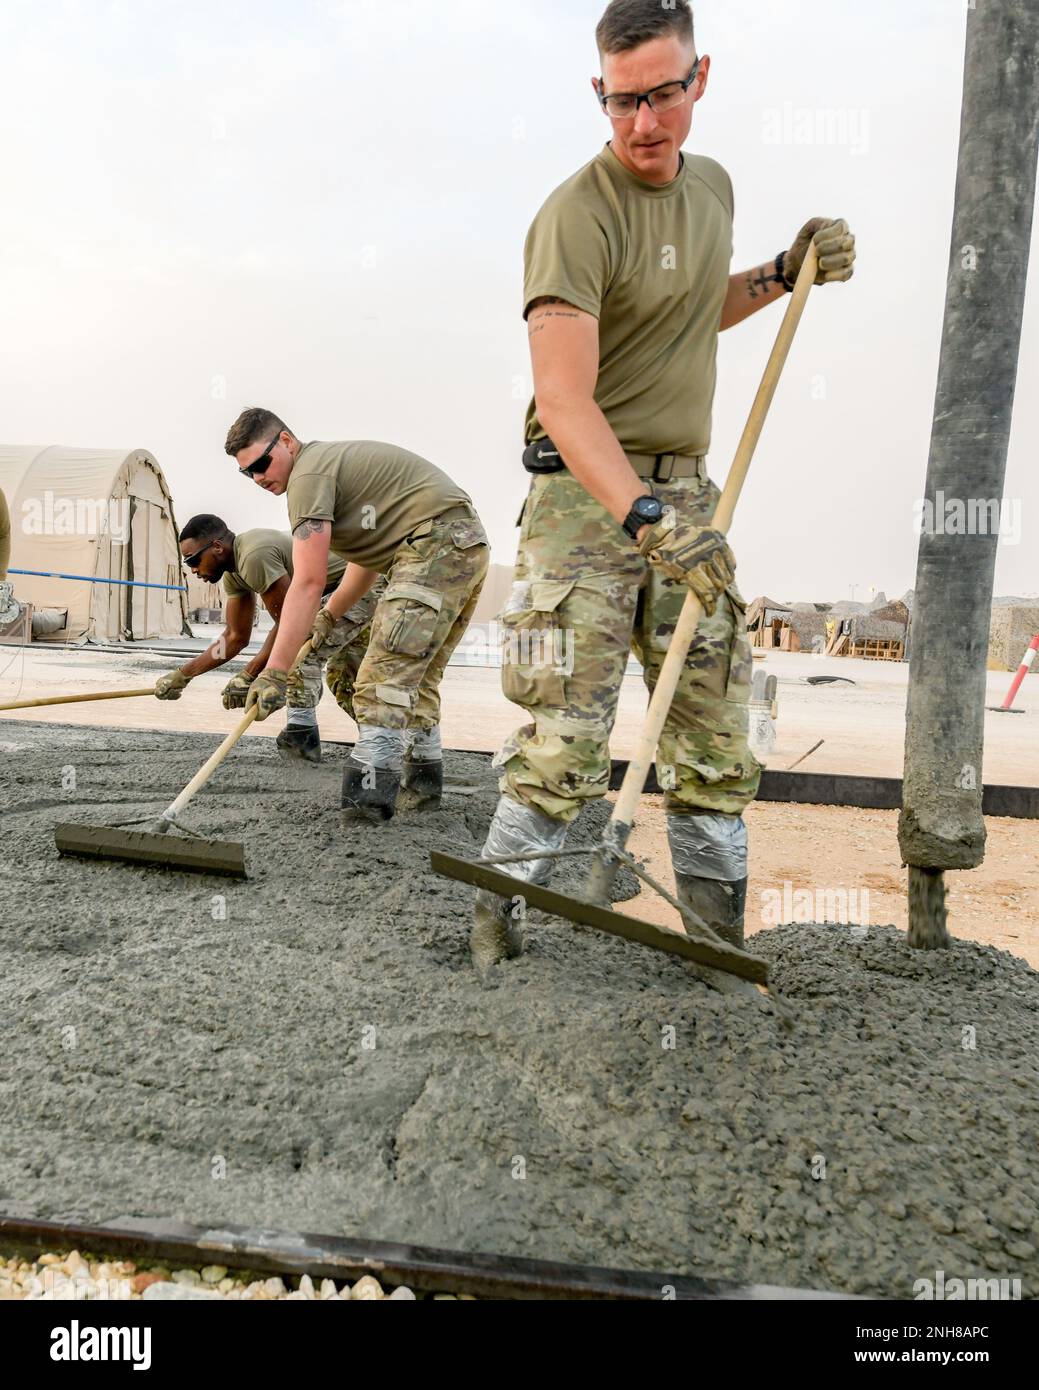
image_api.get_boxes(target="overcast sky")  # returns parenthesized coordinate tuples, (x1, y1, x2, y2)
(1, 0, 1036, 603)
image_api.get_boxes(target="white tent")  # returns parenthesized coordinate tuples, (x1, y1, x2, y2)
(0, 446, 189, 642)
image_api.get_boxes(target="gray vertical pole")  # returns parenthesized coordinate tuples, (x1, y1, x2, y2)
(898, 0, 1039, 946)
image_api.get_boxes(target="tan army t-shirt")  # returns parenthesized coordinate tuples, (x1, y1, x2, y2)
(286, 441, 471, 572)
(222, 528, 347, 599)
(523, 143, 734, 458)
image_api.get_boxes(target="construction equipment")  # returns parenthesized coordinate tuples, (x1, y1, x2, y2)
(433, 247, 820, 991)
(0, 687, 155, 712)
(898, 0, 1039, 947)
(54, 641, 313, 878)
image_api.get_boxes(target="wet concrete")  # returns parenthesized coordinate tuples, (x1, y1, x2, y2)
(1, 720, 1037, 1296)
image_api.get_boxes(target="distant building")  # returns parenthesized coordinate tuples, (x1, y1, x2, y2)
(747, 592, 910, 660)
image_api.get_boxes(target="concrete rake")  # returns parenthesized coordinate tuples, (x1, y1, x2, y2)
(55, 641, 314, 878)
(434, 248, 820, 992)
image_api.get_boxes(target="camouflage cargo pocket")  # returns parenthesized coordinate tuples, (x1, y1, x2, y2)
(383, 581, 444, 658)
(499, 578, 573, 709)
(449, 516, 486, 550)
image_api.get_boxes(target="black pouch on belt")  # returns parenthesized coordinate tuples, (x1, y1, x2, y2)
(522, 437, 567, 474)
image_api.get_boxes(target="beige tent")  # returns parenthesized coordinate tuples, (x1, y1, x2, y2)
(0, 446, 189, 642)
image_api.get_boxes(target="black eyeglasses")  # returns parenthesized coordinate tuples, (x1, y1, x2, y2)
(240, 434, 281, 479)
(597, 59, 701, 119)
(183, 539, 216, 570)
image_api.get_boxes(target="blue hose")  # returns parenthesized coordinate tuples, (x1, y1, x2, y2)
(10, 568, 186, 593)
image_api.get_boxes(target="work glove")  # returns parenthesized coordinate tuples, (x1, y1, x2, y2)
(246, 668, 289, 721)
(154, 669, 191, 701)
(783, 217, 856, 287)
(309, 605, 337, 654)
(639, 518, 735, 616)
(222, 670, 257, 710)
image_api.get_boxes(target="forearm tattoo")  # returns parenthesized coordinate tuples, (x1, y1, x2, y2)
(293, 518, 327, 540)
(746, 264, 782, 299)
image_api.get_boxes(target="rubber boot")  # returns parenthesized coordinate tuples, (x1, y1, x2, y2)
(470, 798, 568, 980)
(341, 758, 400, 824)
(275, 725, 322, 764)
(674, 871, 748, 951)
(401, 758, 443, 809)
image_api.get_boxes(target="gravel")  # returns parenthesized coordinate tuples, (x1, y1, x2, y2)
(0, 1250, 426, 1300)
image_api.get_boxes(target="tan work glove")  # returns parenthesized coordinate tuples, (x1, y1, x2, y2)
(154, 669, 191, 701)
(222, 670, 257, 710)
(246, 668, 289, 721)
(783, 217, 856, 287)
(639, 518, 735, 616)
(310, 605, 337, 654)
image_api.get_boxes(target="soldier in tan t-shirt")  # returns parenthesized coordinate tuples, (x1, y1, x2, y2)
(153, 514, 381, 763)
(224, 408, 488, 820)
(470, 0, 857, 977)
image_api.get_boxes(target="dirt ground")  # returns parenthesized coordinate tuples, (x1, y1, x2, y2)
(625, 800, 1039, 968)
(2, 642, 1037, 782)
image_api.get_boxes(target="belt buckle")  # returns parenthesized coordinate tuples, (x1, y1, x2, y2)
(653, 453, 676, 482)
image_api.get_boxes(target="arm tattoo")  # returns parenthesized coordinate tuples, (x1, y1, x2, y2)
(293, 518, 327, 540)
(747, 263, 783, 299)
(527, 295, 581, 336)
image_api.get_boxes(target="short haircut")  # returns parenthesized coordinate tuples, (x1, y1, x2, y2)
(179, 513, 231, 545)
(224, 407, 290, 457)
(596, 0, 695, 57)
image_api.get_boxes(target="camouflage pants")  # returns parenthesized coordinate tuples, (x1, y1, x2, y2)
(496, 472, 762, 823)
(351, 506, 489, 731)
(287, 578, 386, 719)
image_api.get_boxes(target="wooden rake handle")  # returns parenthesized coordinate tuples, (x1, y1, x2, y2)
(0, 688, 155, 712)
(608, 245, 820, 841)
(162, 640, 314, 824)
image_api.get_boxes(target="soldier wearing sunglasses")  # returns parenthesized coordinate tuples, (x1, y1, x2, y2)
(225, 407, 488, 821)
(154, 514, 383, 763)
(470, 0, 856, 977)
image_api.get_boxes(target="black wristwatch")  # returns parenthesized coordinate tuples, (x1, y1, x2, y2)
(622, 494, 664, 540)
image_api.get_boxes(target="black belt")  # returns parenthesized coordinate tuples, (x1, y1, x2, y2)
(523, 437, 707, 482)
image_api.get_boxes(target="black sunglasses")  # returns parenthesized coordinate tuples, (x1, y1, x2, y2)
(241, 434, 281, 479)
(183, 538, 216, 570)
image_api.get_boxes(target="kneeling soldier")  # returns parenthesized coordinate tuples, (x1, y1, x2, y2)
(155, 513, 382, 762)
(225, 408, 488, 819)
